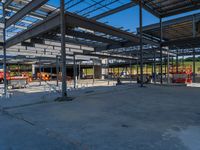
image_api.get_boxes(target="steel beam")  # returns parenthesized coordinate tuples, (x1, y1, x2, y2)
(4, 0, 13, 9)
(6, 11, 157, 48)
(5, 5, 47, 19)
(141, 12, 198, 32)
(6, 0, 49, 28)
(162, 37, 200, 48)
(6, 12, 60, 48)
(162, 4, 200, 18)
(42, 34, 99, 48)
(92, 2, 136, 20)
(132, 0, 160, 18)
(66, 30, 119, 45)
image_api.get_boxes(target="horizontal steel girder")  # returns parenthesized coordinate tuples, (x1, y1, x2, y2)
(6, 0, 49, 28)
(6, 11, 158, 48)
(92, 2, 136, 20)
(4, 0, 13, 9)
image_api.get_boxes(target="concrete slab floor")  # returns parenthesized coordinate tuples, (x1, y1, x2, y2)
(0, 84, 200, 150)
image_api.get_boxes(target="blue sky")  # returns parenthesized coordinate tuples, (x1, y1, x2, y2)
(47, 0, 200, 32)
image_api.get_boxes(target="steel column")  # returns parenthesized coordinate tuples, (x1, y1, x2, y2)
(93, 60, 95, 85)
(118, 67, 120, 77)
(130, 60, 132, 83)
(50, 66, 53, 80)
(39, 59, 41, 86)
(151, 62, 153, 76)
(193, 50, 196, 82)
(176, 50, 179, 73)
(139, 0, 144, 87)
(32, 64, 36, 78)
(79, 62, 81, 82)
(160, 18, 163, 84)
(107, 58, 110, 85)
(193, 15, 196, 82)
(137, 57, 139, 76)
(18, 63, 20, 75)
(60, 0, 67, 97)
(167, 49, 170, 84)
(2, 2, 7, 96)
(153, 49, 156, 83)
(56, 55, 59, 86)
(73, 55, 77, 88)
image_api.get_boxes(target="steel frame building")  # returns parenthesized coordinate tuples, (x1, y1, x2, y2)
(0, 0, 200, 98)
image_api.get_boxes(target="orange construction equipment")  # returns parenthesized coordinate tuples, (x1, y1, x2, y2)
(37, 72, 51, 81)
(22, 72, 33, 83)
(169, 65, 192, 84)
(0, 71, 11, 82)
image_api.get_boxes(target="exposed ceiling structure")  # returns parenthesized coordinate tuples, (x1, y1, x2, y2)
(0, 0, 148, 63)
(0, 0, 200, 65)
(133, 0, 200, 18)
(141, 12, 200, 56)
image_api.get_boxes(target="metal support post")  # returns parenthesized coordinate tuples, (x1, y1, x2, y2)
(60, 0, 67, 97)
(193, 15, 196, 83)
(56, 55, 59, 86)
(165, 58, 167, 80)
(153, 49, 156, 83)
(50, 66, 53, 80)
(107, 58, 110, 85)
(145, 64, 148, 75)
(73, 55, 76, 88)
(2, 2, 7, 96)
(176, 50, 179, 73)
(160, 17, 163, 84)
(130, 60, 132, 83)
(125, 66, 127, 76)
(79, 62, 81, 82)
(93, 59, 95, 85)
(32, 64, 36, 78)
(118, 67, 120, 77)
(18, 63, 20, 75)
(39, 59, 42, 86)
(193, 49, 196, 82)
(172, 57, 174, 70)
(139, 0, 144, 87)
(137, 58, 139, 76)
(167, 49, 170, 84)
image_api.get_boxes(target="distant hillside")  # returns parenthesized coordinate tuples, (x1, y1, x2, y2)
(179, 56, 200, 62)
